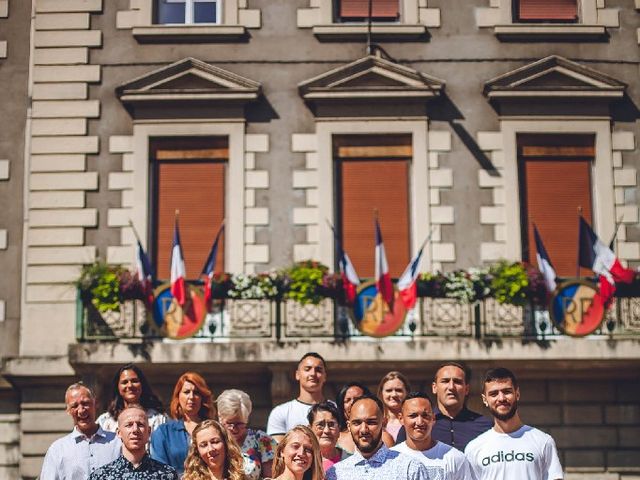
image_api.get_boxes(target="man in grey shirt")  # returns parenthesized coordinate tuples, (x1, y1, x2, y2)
(40, 383, 121, 480)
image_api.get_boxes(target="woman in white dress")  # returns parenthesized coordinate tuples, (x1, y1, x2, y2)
(97, 363, 167, 432)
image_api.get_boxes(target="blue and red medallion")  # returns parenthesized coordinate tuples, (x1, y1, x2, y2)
(549, 279, 605, 336)
(350, 281, 407, 337)
(152, 283, 207, 339)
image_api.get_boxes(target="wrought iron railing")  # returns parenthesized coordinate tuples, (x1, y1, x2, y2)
(76, 294, 640, 342)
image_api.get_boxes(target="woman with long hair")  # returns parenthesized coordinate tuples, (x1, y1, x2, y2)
(183, 419, 247, 480)
(97, 363, 167, 432)
(217, 389, 277, 479)
(377, 371, 411, 441)
(268, 425, 324, 480)
(307, 402, 349, 471)
(151, 372, 215, 475)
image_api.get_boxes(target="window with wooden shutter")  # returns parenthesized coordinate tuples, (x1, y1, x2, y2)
(151, 136, 227, 280)
(338, 0, 399, 21)
(518, 134, 594, 278)
(335, 134, 411, 278)
(516, 0, 578, 22)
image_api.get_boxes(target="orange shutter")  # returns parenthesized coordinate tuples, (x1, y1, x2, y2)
(520, 137, 593, 277)
(339, 157, 410, 278)
(152, 138, 226, 280)
(517, 0, 577, 21)
(339, 0, 399, 19)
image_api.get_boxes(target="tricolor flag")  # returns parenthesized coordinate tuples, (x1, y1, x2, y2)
(578, 216, 635, 307)
(170, 218, 187, 306)
(533, 225, 557, 293)
(135, 239, 155, 305)
(397, 239, 427, 310)
(201, 221, 224, 304)
(375, 219, 394, 309)
(327, 220, 360, 304)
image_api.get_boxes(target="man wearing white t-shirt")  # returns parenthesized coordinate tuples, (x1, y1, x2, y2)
(267, 352, 328, 441)
(465, 368, 563, 480)
(392, 392, 474, 480)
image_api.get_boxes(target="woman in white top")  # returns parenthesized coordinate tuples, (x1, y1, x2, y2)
(97, 363, 167, 432)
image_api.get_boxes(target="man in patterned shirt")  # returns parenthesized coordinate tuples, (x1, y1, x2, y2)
(326, 394, 433, 480)
(89, 405, 178, 479)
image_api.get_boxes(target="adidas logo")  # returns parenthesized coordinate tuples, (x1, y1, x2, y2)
(481, 450, 535, 466)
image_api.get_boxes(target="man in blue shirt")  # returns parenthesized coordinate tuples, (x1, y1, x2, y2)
(40, 383, 121, 480)
(326, 394, 432, 480)
(396, 362, 492, 451)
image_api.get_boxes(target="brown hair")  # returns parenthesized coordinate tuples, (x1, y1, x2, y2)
(183, 420, 246, 480)
(377, 371, 411, 417)
(272, 425, 324, 480)
(169, 372, 215, 421)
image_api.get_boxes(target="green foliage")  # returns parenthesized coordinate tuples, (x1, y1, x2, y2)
(489, 260, 529, 306)
(285, 260, 329, 305)
(76, 261, 124, 313)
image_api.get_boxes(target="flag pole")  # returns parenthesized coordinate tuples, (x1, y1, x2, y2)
(609, 215, 623, 252)
(128, 219, 143, 245)
(576, 206, 582, 278)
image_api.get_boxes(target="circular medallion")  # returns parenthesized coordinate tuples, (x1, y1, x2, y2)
(549, 279, 605, 336)
(151, 283, 207, 339)
(350, 280, 407, 337)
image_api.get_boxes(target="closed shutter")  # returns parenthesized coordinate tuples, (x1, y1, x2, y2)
(337, 135, 411, 278)
(519, 135, 594, 277)
(517, 0, 578, 21)
(339, 0, 399, 20)
(152, 137, 227, 280)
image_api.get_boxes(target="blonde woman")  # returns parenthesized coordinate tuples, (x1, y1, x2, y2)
(183, 419, 246, 480)
(217, 389, 277, 479)
(268, 425, 324, 480)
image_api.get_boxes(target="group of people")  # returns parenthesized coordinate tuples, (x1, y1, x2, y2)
(41, 354, 563, 479)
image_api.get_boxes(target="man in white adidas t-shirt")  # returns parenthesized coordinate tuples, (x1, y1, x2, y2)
(267, 352, 328, 442)
(465, 367, 563, 480)
(392, 392, 474, 480)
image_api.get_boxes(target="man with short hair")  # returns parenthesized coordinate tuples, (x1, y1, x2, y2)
(397, 361, 492, 450)
(326, 394, 432, 480)
(465, 368, 563, 480)
(40, 383, 121, 480)
(267, 352, 328, 441)
(89, 405, 179, 479)
(392, 392, 474, 480)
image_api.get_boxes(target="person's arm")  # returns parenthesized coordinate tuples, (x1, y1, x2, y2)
(544, 436, 564, 480)
(382, 430, 395, 447)
(258, 430, 277, 477)
(149, 426, 170, 465)
(39, 441, 60, 480)
(266, 404, 286, 441)
(261, 460, 273, 478)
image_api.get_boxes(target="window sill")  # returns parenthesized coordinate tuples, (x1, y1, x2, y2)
(494, 24, 607, 41)
(312, 24, 428, 41)
(133, 24, 248, 43)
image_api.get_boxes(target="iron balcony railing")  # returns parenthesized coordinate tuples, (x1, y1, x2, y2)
(76, 293, 640, 342)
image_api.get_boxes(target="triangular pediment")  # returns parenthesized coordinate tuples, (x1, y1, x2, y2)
(116, 57, 261, 119)
(484, 55, 625, 100)
(299, 55, 444, 103)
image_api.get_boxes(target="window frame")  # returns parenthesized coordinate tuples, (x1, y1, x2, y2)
(155, 0, 222, 26)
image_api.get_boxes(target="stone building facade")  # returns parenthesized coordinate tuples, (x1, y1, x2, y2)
(0, 0, 639, 478)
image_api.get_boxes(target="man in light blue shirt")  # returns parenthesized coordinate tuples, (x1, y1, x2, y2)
(326, 394, 432, 480)
(40, 383, 121, 480)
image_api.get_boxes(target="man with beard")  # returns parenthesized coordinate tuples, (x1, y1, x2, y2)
(465, 368, 563, 480)
(89, 405, 178, 479)
(326, 394, 431, 480)
(40, 383, 121, 480)
(268, 352, 328, 442)
(392, 392, 474, 480)
(396, 362, 492, 451)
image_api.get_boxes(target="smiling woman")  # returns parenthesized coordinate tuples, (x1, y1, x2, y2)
(268, 425, 324, 480)
(377, 371, 411, 441)
(97, 364, 167, 433)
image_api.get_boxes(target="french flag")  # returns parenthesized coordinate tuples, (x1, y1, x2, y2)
(533, 224, 557, 293)
(201, 221, 224, 304)
(135, 239, 155, 305)
(170, 218, 187, 306)
(397, 240, 426, 310)
(338, 246, 360, 305)
(375, 219, 394, 309)
(578, 216, 635, 307)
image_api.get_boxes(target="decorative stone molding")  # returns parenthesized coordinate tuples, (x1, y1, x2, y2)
(0, 1, 7, 58)
(116, 0, 261, 42)
(610, 131, 640, 264)
(0, 159, 8, 179)
(297, 0, 440, 40)
(477, 0, 618, 40)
